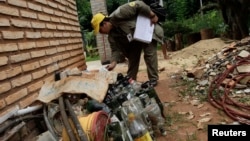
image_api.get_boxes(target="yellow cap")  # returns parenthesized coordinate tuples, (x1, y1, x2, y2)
(91, 13, 106, 34)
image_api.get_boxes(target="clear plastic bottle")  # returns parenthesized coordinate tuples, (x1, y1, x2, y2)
(144, 103, 167, 136)
(127, 113, 153, 141)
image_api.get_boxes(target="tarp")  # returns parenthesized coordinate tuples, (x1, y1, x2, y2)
(37, 69, 117, 103)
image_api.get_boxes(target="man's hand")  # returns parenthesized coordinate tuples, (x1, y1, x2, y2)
(150, 11, 158, 24)
(105, 61, 117, 71)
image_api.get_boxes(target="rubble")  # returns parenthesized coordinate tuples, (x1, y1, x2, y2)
(185, 37, 250, 125)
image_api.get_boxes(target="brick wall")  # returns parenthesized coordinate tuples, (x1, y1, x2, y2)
(0, 0, 86, 117)
(90, 0, 111, 64)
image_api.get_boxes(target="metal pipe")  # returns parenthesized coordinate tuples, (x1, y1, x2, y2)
(0, 114, 42, 133)
(0, 122, 26, 141)
(14, 104, 42, 117)
(59, 97, 77, 141)
(64, 98, 88, 141)
(0, 106, 19, 124)
(43, 105, 59, 140)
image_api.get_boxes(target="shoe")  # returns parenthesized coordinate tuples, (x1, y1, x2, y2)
(149, 80, 158, 87)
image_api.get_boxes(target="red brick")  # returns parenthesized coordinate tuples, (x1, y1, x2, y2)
(0, 56, 8, 66)
(43, 74, 54, 83)
(71, 50, 83, 57)
(0, 43, 18, 52)
(54, 32, 63, 38)
(46, 48, 57, 55)
(68, 20, 75, 26)
(36, 40, 50, 48)
(8, 0, 27, 8)
(31, 21, 46, 29)
(66, 45, 73, 50)
(0, 5, 19, 16)
(30, 50, 46, 58)
(49, 40, 59, 46)
(11, 19, 31, 28)
(47, 1, 57, 8)
(46, 23, 56, 29)
(58, 60, 68, 68)
(51, 16, 60, 23)
(10, 53, 31, 63)
(59, 39, 68, 44)
(42, 7, 54, 15)
(63, 32, 70, 37)
(39, 58, 53, 67)
(20, 9, 37, 19)
(5, 88, 28, 105)
(54, 0, 61, 3)
(68, 56, 80, 65)
(38, 13, 51, 22)
(60, 0, 67, 6)
(60, 18, 68, 24)
(0, 99, 6, 110)
(25, 31, 41, 39)
(34, 0, 48, 5)
(11, 74, 32, 87)
(32, 69, 47, 79)
(62, 52, 71, 59)
(18, 41, 36, 50)
(0, 81, 11, 94)
(22, 61, 40, 72)
(73, 44, 81, 49)
(6, 66, 22, 78)
(0, 70, 7, 80)
(52, 54, 62, 62)
(54, 10, 63, 17)
(0, 17, 10, 26)
(57, 25, 65, 30)
(57, 46, 66, 52)
(19, 92, 39, 109)
(1, 30, 24, 39)
(46, 63, 59, 73)
(27, 2, 42, 11)
(58, 4, 66, 11)
(41, 31, 54, 38)
(27, 80, 43, 93)
(64, 25, 72, 31)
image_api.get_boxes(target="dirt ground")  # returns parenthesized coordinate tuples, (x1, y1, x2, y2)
(87, 38, 235, 141)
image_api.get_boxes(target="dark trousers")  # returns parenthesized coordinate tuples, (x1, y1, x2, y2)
(125, 40, 158, 81)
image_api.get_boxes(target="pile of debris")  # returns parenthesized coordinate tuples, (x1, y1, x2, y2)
(186, 37, 250, 124)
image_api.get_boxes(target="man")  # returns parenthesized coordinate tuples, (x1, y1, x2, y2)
(91, 1, 164, 86)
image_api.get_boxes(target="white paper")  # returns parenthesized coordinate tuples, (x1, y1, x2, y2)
(133, 14, 155, 43)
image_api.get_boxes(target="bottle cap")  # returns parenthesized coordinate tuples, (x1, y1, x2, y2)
(128, 113, 135, 121)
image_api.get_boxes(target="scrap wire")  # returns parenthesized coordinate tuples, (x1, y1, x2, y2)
(208, 57, 250, 125)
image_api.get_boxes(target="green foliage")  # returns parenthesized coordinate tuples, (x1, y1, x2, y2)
(86, 55, 100, 62)
(183, 10, 224, 34)
(174, 0, 189, 21)
(106, 0, 128, 14)
(84, 31, 96, 47)
(162, 20, 192, 39)
(162, 9, 225, 39)
(165, 0, 200, 21)
(76, 0, 92, 31)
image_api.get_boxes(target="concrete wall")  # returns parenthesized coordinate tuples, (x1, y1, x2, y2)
(90, 0, 111, 64)
(0, 0, 86, 117)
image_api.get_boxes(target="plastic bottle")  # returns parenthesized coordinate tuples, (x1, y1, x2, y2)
(128, 78, 142, 94)
(127, 113, 153, 141)
(144, 103, 167, 136)
(140, 81, 164, 117)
